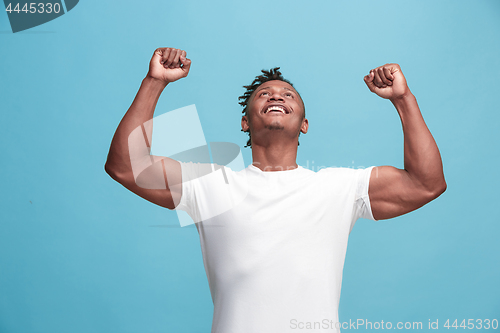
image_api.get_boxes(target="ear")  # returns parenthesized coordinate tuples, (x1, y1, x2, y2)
(300, 118, 309, 134)
(241, 115, 250, 132)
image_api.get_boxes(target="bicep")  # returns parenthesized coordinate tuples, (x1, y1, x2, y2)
(118, 156, 182, 210)
(368, 166, 436, 220)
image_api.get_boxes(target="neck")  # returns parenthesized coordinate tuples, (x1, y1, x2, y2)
(250, 138, 299, 172)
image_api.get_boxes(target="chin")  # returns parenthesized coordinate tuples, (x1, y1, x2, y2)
(265, 123, 285, 130)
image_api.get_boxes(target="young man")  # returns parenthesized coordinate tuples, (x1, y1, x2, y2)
(105, 47, 446, 332)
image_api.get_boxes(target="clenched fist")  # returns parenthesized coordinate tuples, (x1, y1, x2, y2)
(147, 47, 191, 85)
(364, 63, 410, 101)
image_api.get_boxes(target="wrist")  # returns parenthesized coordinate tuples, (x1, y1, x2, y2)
(144, 75, 169, 90)
(390, 90, 415, 107)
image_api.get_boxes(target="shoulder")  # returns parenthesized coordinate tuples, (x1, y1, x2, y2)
(315, 166, 375, 189)
(316, 166, 362, 177)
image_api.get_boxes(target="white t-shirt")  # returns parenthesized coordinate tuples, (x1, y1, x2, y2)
(175, 162, 376, 333)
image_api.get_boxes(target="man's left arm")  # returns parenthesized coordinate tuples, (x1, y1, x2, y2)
(363, 64, 447, 220)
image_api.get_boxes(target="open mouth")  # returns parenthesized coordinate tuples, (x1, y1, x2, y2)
(263, 105, 290, 114)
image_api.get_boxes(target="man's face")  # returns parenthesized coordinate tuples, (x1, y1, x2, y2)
(241, 80, 308, 146)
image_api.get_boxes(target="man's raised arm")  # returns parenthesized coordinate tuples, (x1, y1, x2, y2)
(104, 48, 191, 210)
(363, 64, 447, 220)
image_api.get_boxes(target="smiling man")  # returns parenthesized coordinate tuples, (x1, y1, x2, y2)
(105, 47, 446, 332)
(240, 74, 309, 171)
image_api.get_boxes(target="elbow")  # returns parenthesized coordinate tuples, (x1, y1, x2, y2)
(105, 162, 121, 182)
(428, 179, 447, 200)
(105, 162, 135, 188)
(104, 162, 113, 176)
(440, 179, 447, 195)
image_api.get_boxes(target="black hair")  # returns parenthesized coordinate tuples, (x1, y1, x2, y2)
(238, 67, 304, 148)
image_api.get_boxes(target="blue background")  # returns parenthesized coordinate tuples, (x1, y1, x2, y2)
(1, 0, 499, 332)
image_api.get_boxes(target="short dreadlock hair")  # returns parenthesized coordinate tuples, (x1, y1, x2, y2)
(238, 67, 305, 148)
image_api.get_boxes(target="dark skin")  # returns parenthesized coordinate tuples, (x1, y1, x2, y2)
(363, 64, 447, 219)
(104, 48, 188, 209)
(241, 80, 308, 172)
(105, 48, 446, 219)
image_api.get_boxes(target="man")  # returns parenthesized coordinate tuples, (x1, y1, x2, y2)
(105, 47, 446, 332)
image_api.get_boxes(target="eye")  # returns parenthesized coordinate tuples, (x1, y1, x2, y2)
(285, 92, 294, 98)
(259, 91, 269, 96)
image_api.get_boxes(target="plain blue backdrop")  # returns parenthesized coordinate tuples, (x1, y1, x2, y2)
(1, 1, 499, 332)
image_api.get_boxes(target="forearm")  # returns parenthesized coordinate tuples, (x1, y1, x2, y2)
(392, 93, 446, 194)
(105, 76, 167, 176)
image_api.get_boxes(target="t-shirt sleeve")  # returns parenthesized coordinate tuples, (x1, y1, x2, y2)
(354, 166, 377, 221)
(174, 161, 211, 223)
(174, 161, 247, 225)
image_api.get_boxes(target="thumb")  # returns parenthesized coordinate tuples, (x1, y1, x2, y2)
(180, 55, 192, 73)
(152, 48, 164, 64)
(364, 71, 376, 92)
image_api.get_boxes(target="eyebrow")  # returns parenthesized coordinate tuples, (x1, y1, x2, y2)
(255, 86, 296, 94)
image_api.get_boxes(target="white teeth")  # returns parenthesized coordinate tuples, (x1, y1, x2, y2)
(265, 106, 286, 113)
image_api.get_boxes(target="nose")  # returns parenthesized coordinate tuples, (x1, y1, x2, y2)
(269, 91, 284, 102)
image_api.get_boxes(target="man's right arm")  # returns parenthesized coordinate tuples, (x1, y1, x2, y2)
(104, 48, 191, 210)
